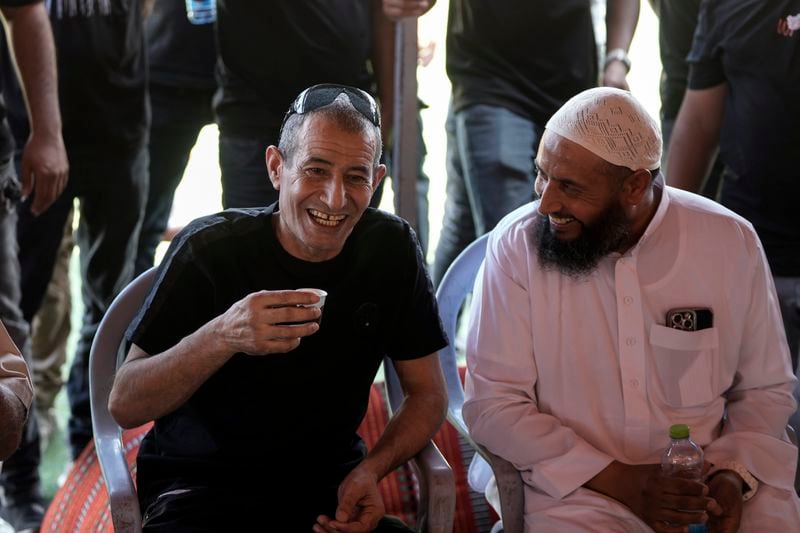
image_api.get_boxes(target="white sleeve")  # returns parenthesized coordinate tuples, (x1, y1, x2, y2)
(703, 231, 798, 492)
(463, 227, 613, 500)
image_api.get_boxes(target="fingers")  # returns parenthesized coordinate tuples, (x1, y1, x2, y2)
(313, 515, 339, 533)
(251, 289, 322, 309)
(267, 304, 321, 326)
(243, 323, 319, 355)
(655, 507, 708, 526)
(659, 493, 714, 513)
(21, 147, 69, 216)
(221, 291, 327, 355)
(29, 169, 60, 215)
(19, 157, 32, 198)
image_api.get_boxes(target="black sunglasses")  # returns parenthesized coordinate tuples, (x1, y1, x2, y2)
(282, 84, 381, 130)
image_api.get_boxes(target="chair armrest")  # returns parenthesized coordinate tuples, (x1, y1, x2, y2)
(448, 407, 524, 532)
(479, 446, 524, 533)
(94, 432, 142, 533)
(409, 440, 455, 533)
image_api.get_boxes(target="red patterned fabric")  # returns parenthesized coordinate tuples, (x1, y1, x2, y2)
(41, 423, 152, 532)
(357, 380, 489, 533)
(41, 376, 490, 532)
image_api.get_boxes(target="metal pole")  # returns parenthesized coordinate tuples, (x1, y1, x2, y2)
(392, 18, 418, 229)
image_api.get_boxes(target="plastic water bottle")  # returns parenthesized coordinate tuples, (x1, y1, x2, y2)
(185, 0, 216, 24)
(661, 424, 707, 533)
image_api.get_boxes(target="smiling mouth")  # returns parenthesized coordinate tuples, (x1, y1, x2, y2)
(308, 209, 347, 227)
(549, 214, 576, 227)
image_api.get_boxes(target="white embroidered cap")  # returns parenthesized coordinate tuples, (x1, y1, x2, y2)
(546, 87, 662, 171)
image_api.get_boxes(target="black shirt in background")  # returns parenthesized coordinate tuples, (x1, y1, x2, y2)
(688, 0, 800, 275)
(128, 205, 447, 516)
(48, 0, 147, 149)
(214, 0, 375, 140)
(147, 0, 216, 89)
(446, 0, 597, 126)
(0, 0, 39, 160)
(658, 0, 703, 122)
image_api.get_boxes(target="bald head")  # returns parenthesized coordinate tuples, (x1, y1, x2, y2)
(546, 87, 661, 172)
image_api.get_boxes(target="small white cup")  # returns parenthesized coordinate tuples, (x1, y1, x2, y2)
(296, 288, 327, 309)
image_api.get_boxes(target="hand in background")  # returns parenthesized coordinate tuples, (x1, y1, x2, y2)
(602, 60, 630, 90)
(20, 130, 68, 215)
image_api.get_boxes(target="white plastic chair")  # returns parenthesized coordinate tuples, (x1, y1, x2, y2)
(89, 266, 455, 533)
(89, 267, 156, 532)
(434, 233, 525, 533)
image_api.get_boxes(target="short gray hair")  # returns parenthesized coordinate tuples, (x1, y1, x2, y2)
(278, 93, 383, 167)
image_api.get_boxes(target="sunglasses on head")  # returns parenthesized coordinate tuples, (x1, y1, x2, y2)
(282, 84, 381, 130)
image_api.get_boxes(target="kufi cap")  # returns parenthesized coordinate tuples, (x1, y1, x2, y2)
(545, 87, 662, 171)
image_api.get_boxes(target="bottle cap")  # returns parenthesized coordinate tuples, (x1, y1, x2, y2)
(669, 424, 690, 439)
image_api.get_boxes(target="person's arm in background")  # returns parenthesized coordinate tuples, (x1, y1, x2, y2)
(0, 1, 68, 216)
(0, 338, 33, 460)
(0, 380, 27, 460)
(665, 83, 726, 191)
(142, 0, 155, 19)
(603, 0, 639, 89)
(371, 0, 395, 143)
(316, 353, 447, 533)
(372, 0, 437, 144)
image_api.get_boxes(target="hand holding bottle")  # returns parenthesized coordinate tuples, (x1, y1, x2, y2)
(705, 471, 743, 533)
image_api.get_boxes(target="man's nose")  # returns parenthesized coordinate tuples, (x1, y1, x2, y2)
(321, 176, 346, 210)
(537, 180, 561, 216)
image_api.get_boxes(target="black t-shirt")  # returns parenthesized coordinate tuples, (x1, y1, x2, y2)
(658, 0, 703, 122)
(446, 0, 598, 125)
(128, 205, 447, 515)
(688, 0, 800, 275)
(47, 0, 147, 148)
(147, 0, 216, 89)
(0, 0, 39, 160)
(214, 0, 375, 139)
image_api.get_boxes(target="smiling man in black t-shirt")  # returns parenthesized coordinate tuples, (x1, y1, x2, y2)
(109, 84, 448, 532)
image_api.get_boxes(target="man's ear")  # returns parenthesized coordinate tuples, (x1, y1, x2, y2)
(622, 169, 652, 206)
(372, 163, 387, 191)
(265, 146, 283, 190)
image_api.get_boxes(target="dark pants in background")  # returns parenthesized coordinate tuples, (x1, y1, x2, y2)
(0, 158, 41, 505)
(136, 84, 215, 275)
(17, 141, 147, 459)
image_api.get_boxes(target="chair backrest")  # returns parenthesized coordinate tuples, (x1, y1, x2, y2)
(434, 233, 526, 533)
(435, 233, 489, 436)
(89, 267, 157, 533)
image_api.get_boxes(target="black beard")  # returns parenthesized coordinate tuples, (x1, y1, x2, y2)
(531, 201, 631, 280)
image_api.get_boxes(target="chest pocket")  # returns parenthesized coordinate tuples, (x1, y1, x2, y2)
(352, 302, 383, 349)
(649, 324, 720, 407)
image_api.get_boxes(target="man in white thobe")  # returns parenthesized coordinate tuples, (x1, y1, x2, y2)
(464, 87, 800, 532)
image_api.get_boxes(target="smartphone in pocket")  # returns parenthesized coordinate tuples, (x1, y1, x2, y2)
(666, 308, 714, 331)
